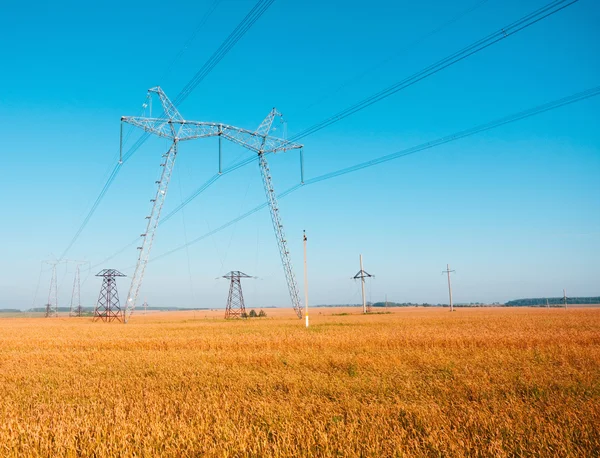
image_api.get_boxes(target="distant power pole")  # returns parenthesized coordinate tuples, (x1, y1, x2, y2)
(45, 263, 58, 318)
(93, 269, 126, 322)
(353, 255, 374, 313)
(223, 271, 254, 319)
(143, 298, 148, 315)
(442, 264, 456, 312)
(563, 289, 568, 309)
(303, 230, 309, 328)
(69, 264, 82, 317)
(546, 298, 550, 310)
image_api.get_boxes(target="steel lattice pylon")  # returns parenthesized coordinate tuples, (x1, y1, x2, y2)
(120, 87, 304, 322)
(223, 271, 254, 319)
(70, 264, 83, 317)
(93, 269, 126, 322)
(45, 264, 58, 318)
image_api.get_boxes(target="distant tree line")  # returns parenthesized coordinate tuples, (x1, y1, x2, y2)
(504, 297, 600, 306)
(241, 309, 267, 318)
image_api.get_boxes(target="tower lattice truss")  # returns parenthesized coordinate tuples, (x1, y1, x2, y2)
(93, 269, 126, 322)
(120, 86, 304, 322)
(223, 271, 253, 319)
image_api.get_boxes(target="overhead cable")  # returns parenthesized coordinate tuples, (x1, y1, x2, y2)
(59, 0, 276, 260)
(290, 0, 578, 142)
(148, 84, 600, 262)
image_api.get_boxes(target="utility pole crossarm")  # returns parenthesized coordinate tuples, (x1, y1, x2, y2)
(352, 270, 374, 280)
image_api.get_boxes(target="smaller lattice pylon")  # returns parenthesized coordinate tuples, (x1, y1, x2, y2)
(70, 264, 83, 317)
(45, 263, 58, 318)
(93, 269, 126, 322)
(222, 271, 254, 319)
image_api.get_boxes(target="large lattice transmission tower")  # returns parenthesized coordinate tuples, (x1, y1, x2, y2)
(222, 271, 254, 319)
(93, 269, 126, 322)
(120, 87, 304, 322)
(45, 263, 58, 318)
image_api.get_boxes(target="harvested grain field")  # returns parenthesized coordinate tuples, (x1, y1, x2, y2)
(0, 307, 599, 457)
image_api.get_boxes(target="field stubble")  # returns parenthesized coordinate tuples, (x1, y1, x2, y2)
(0, 307, 599, 457)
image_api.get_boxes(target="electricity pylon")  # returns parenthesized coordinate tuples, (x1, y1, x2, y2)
(45, 263, 58, 317)
(70, 264, 82, 316)
(69, 261, 89, 317)
(120, 87, 304, 322)
(223, 271, 254, 319)
(93, 269, 126, 322)
(353, 254, 374, 313)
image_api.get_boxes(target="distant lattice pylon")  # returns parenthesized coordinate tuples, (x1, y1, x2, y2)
(222, 271, 254, 319)
(70, 264, 83, 317)
(93, 269, 126, 322)
(45, 263, 58, 318)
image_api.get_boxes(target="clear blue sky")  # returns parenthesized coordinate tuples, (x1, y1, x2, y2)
(1, 0, 598, 310)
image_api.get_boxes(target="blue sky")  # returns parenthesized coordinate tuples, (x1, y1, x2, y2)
(0, 0, 598, 310)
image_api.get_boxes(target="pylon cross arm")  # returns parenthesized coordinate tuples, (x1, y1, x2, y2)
(121, 117, 302, 154)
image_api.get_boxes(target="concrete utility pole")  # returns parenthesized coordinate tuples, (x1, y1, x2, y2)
(443, 264, 456, 312)
(563, 289, 568, 309)
(303, 230, 309, 328)
(360, 255, 367, 313)
(353, 255, 374, 313)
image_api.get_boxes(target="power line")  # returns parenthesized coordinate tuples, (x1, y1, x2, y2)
(144, 84, 600, 263)
(173, 0, 276, 107)
(159, 0, 224, 83)
(302, 85, 600, 185)
(91, 154, 260, 270)
(296, 0, 492, 114)
(289, 0, 578, 142)
(104, 0, 579, 264)
(59, 163, 121, 260)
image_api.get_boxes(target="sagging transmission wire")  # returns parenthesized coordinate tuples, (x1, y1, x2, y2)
(59, 0, 276, 261)
(297, 0, 492, 114)
(106, 0, 579, 264)
(159, 0, 224, 83)
(143, 85, 600, 264)
(85, 0, 577, 267)
(91, 153, 260, 269)
(289, 0, 579, 142)
(62, 0, 572, 263)
(119, 0, 277, 165)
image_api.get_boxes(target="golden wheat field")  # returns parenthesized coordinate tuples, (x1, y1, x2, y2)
(0, 307, 599, 457)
